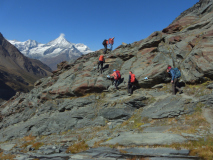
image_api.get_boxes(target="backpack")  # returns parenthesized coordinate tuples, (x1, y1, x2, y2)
(99, 55, 104, 61)
(115, 70, 121, 79)
(102, 39, 107, 45)
(131, 74, 136, 83)
(173, 68, 181, 78)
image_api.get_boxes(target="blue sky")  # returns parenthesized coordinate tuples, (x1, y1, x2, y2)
(1, 0, 199, 51)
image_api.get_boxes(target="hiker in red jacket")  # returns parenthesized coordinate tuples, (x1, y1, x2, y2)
(98, 55, 105, 74)
(109, 37, 115, 51)
(110, 69, 121, 89)
(128, 71, 136, 96)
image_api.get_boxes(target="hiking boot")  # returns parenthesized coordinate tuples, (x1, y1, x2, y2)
(128, 93, 131, 96)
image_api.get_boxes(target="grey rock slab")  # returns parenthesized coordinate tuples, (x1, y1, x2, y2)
(100, 108, 131, 120)
(102, 132, 187, 146)
(15, 154, 31, 160)
(149, 158, 197, 160)
(202, 108, 213, 134)
(123, 147, 190, 157)
(0, 143, 16, 151)
(152, 84, 165, 89)
(199, 94, 213, 106)
(142, 126, 171, 133)
(30, 153, 73, 159)
(86, 137, 104, 147)
(79, 147, 123, 159)
(124, 96, 147, 109)
(141, 96, 195, 119)
(140, 123, 152, 128)
(207, 83, 213, 89)
(92, 116, 106, 126)
(181, 133, 203, 141)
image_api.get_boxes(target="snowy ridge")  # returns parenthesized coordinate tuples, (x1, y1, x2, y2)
(8, 33, 93, 59)
(8, 34, 93, 70)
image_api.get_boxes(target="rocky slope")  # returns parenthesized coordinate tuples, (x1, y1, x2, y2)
(0, 33, 52, 102)
(9, 34, 93, 70)
(1, 0, 213, 159)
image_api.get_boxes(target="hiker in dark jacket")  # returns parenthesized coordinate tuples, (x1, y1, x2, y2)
(102, 39, 108, 54)
(128, 71, 136, 96)
(167, 65, 183, 95)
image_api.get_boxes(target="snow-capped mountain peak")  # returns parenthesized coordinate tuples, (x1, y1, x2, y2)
(8, 33, 93, 70)
(46, 33, 73, 48)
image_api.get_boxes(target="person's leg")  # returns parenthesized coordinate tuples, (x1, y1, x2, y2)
(128, 83, 130, 93)
(130, 83, 134, 95)
(104, 45, 107, 54)
(172, 80, 176, 95)
(114, 80, 118, 89)
(97, 61, 100, 69)
(110, 44, 112, 51)
(100, 61, 103, 73)
(174, 78, 183, 93)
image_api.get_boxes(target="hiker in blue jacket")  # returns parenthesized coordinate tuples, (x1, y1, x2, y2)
(167, 65, 183, 95)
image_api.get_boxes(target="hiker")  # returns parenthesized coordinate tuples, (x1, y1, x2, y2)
(102, 39, 108, 54)
(97, 55, 105, 74)
(110, 69, 121, 89)
(128, 71, 136, 96)
(167, 65, 183, 95)
(108, 37, 115, 51)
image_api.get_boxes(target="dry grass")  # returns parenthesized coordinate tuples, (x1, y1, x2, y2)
(20, 134, 44, 150)
(121, 109, 149, 130)
(22, 134, 36, 142)
(163, 136, 213, 160)
(184, 83, 211, 97)
(0, 152, 15, 160)
(32, 142, 44, 150)
(119, 149, 128, 154)
(66, 140, 89, 153)
(93, 140, 105, 148)
(168, 102, 209, 134)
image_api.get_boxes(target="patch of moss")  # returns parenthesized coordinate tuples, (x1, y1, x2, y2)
(66, 140, 89, 154)
(0, 152, 15, 160)
(32, 142, 44, 150)
(164, 136, 213, 160)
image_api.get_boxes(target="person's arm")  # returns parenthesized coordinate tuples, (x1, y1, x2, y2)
(110, 72, 115, 77)
(170, 69, 175, 81)
(128, 75, 131, 83)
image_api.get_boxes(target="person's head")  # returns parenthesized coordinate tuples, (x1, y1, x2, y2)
(167, 65, 172, 73)
(113, 69, 116, 72)
(129, 71, 132, 75)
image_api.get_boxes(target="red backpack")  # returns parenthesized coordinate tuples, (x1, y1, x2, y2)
(99, 55, 104, 61)
(131, 74, 135, 83)
(115, 70, 121, 79)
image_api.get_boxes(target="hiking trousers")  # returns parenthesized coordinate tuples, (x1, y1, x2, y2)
(98, 61, 104, 73)
(109, 44, 113, 51)
(104, 45, 107, 54)
(172, 78, 181, 95)
(113, 78, 120, 89)
(128, 83, 134, 94)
